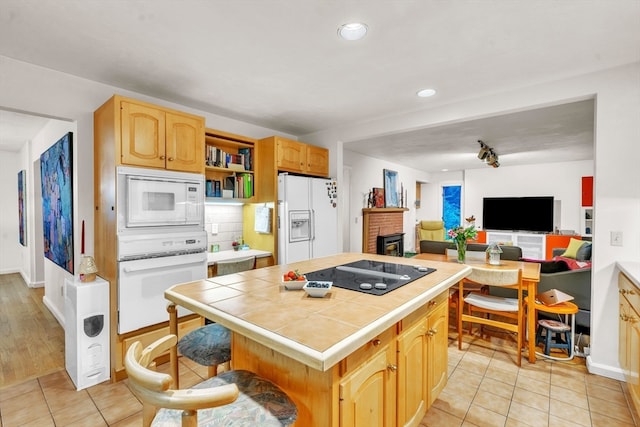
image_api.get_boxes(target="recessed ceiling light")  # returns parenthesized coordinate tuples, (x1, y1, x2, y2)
(417, 88, 437, 98)
(338, 22, 368, 41)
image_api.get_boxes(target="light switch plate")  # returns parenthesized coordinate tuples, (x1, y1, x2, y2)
(611, 231, 623, 246)
(210, 223, 219, 234)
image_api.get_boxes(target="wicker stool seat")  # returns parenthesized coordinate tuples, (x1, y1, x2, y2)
(536, 319, 572, 356)
(152, 369, 298, 426)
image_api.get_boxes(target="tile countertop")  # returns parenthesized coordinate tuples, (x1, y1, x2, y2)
(207, 249, 272, 265)
(166, 253, 471, 371)
(618, 261, 640, 287)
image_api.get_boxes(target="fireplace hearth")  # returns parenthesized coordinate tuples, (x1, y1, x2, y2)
(377, 233, 404, 257)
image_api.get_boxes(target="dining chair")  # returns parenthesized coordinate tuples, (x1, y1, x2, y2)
(178, 256, 256, 378)
(457, 267, 524, 366)
(125, 335, 297, 427)
(446, 249, 489, 330)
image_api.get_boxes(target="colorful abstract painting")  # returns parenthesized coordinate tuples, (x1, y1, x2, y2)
(40, 132, 74, 273)
(18, 170, 26, 246)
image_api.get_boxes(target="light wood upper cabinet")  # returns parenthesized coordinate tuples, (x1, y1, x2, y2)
(306, 144, 330, 176)
(120, 99, 204, 173)
(267, 135, 329, 177)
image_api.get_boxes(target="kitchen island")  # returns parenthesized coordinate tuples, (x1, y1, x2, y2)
(165, 253, 471, 426)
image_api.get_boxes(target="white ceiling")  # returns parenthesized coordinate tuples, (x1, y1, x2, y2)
(1, 1, 638, 171)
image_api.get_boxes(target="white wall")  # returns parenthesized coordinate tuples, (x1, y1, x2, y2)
(343, 149, 430, 252)
(0, 55, 293, 327)
(465, 160, 593, 232)
(29, 120, 77, 324)
(0, 150, 21, 274)
(308, 63, 640, 380)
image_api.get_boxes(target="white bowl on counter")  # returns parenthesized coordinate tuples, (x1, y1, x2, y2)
(303, 281, 333, 298)
(283, 276, 307, 290)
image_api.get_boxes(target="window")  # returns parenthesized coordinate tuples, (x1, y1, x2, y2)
(442, 185, 461, 236)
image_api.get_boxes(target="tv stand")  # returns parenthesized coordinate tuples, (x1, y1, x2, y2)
(486, 231, 546, 259)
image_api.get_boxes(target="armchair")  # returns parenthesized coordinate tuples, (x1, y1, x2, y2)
(417, 220, 446, 241)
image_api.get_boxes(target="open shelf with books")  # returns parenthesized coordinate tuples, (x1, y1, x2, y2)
(204, 129, 257, 202)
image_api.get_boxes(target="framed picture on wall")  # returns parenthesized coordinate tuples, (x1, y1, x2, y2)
(383, 169, 398, 207)
(18, 170, 26, 246)
(40, 132, 74, 274)
(373, 187, 385, 208)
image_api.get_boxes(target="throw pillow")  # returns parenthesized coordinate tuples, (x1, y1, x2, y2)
(561, 238, 586, 259)
(539, 260, 570, 273)
(576, 242, 592, 261)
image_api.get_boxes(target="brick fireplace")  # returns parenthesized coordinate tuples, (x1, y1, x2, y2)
(362, 208, 408, 255)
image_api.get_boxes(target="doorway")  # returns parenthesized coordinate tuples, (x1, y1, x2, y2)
(442, 184, 461, 235)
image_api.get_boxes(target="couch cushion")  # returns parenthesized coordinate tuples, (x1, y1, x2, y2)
(576, 242, 592, 261)
(561, 238, 587, 259)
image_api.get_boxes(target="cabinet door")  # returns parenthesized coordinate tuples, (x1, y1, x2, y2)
(121, 101, 166, 168)
(306, 145, 329, 177)
(165, 112, 204, 173)
(340, 343, 396, 427)
(277, 138, 306, 172)
(427, 302, 448, 406)
(628, 310, 640, 411)
(397, 318, 428, 427)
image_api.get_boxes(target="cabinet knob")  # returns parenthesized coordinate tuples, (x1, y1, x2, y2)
(428, 300, 437, 307)
(425, 328, 437, 336)
(629, 289, 637, 296)
(159, 155, 166, 160)
(168, 157, 174, 161)
(387, 364, 398, 372)
(371, 339, 381, 346)
(620, 289, 628, 295)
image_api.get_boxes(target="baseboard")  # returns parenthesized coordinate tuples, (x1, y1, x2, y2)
(586, 355, 625, 381)
(43, 295, 65, 328)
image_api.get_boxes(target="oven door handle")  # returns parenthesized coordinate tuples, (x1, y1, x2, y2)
(122, 254, 207, 273)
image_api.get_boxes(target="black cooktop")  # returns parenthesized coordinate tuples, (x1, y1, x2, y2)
(305, 259, 436, 296)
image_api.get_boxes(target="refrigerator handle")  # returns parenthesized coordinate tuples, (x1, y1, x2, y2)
(311, 209, 316, 241)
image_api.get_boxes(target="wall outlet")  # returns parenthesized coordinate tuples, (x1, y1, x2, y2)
(611, 231, 623, 246)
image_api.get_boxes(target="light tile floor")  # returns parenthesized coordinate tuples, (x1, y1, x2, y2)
(1, 333, 638, 427)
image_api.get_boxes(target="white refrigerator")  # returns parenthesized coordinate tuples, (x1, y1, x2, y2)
(278, 173, 338, 264)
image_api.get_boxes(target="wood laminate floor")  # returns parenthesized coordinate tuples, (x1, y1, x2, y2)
(1, 273, 638, 426)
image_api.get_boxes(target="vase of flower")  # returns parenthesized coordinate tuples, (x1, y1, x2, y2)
(447, 218, 478, 264)
(455, 239, 467, 263)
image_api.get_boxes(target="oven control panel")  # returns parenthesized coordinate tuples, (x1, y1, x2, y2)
(118, 231, 207, 260)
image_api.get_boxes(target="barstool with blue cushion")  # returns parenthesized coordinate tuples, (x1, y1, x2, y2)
(178, 256, 256, 377)
(126, 335, 297, 427)
(178, 323, 231, 377)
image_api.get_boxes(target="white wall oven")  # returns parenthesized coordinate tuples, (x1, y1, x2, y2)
(117, 166, 204, 231)
(117, 232, 207, 334)
(116, 166, 207, 334)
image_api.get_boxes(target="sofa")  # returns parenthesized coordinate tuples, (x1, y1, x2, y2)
(419, 240, 523, 261)
(535, 244, 592, 330)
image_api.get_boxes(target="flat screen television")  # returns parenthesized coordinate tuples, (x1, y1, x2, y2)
(482, 196, 554, 233)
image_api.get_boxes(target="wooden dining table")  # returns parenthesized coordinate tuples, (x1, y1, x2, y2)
(414, 253, 542, 363)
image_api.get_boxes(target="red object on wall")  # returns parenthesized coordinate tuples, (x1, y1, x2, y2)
(582, 176, 593, 207)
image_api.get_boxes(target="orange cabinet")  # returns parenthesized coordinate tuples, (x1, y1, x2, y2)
(582, 176, 593, 207)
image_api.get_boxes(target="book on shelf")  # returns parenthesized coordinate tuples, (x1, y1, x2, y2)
(238, 147, 252, 170)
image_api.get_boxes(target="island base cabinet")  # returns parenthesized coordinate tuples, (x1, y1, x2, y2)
(397, 293, 448, 426)
(229, 291, 449, 427)
(339, 341, 397, 427)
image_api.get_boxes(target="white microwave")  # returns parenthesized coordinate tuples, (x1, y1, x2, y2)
(117, 167, 204, 230)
